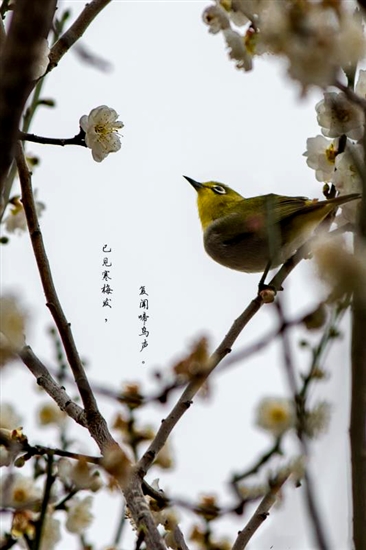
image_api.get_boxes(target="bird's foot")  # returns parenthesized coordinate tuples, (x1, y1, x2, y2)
(257, 283, 282, 304)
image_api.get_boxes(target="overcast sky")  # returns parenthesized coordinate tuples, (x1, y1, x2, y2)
(2, 1, 354, 548)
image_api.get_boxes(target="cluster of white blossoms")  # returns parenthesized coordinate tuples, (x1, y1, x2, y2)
(80, 105, 124, 162)
(304, 70, 365, 224)
(255, 397, 331, 439)
(203, 0, 366, 90)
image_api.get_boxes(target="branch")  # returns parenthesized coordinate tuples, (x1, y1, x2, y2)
(15, 143, 117, 455)
(48, 0, 112, 73)
(19, 345, 87, 428)
(0, 0, 56, 196)
(232, 474, 289, 550)
(18, 129, 87, 148)
(350, 109, 366, 550)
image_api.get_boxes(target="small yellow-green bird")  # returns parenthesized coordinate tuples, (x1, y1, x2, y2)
(184, 176, 361, 274)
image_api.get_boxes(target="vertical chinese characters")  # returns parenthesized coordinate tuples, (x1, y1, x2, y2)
(101, 245, 113, 321)
(138, 286, 149, 353)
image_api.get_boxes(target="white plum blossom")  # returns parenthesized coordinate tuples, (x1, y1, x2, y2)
(332, 144, 363, 224)
(355, 69, 366, 99)
(0, 473, 41, 509)
(0, 296, 27, 364)
(303, 402, 331, 439)
(65, 495, 93, 534)
(79, 105, 124, 162)
(0, 403, 22, 430)
(202, 4, 230, 34)
(316, 92, 364, 140)
(4, 193, 45, 234)
(37, 403, 67, 427)
(255, 397, 295, 437)
(223, 27, 252, 71)
(32, 39, 50, 80)
(39, 515, 61, 550)
(304, 135, 337, 182)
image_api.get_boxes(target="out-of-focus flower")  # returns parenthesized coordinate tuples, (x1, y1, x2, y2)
(154, 441, 174, 470)
(238, 482, 268, 500)
(10, 510, 35, 539)
(0, 403, 22, 430)
(0, 446, 11, 467)
(316, 93, 364, 140)
(332, 143, 363, 225)
(32, 39, 50, 80)
(79, 105, 124, 162)
(0, 473, 41, 510)
(65, 496, 93, 534)
(57, 458, 103, 492)
(355, 69, 366, 98)
(38, 403, 67, 427)
(4, 193, 45, 234)
(202, 4, 230, 34)
(260, 3, 365, 90)
(39, 514, 61, 550)
(222, 27, 252, 70)
(0, 296, 26, 351)
(255, 397, 295, 437)
(313, 235, 366, 302)
(304, 135, 337, 183)
(302, 402, 331, 439)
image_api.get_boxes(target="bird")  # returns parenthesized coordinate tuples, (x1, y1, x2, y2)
(184, 176, 361, 276)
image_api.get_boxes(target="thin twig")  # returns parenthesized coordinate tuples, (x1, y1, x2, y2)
(19, 345, 87, 428)
(276, 299, 330, 550)
(232, 474, 290, 550)
(19, 129, 86, 147)
(48, 0, 112, 73)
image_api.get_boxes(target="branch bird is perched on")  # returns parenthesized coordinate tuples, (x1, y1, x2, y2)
(184, 176, 361, 276)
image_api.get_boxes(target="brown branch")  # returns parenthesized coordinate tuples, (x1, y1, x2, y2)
(19, 129, 87, 147)
(0, 0, 57, 196)
(15, 142, 117, 455)
(48, 0, 112, 73)
(232, 474, 290, 550)
(350, 112, 366, 550)
(19, 345, 87, 428)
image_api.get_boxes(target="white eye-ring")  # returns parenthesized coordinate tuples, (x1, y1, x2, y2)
(212, 185, 226, 195)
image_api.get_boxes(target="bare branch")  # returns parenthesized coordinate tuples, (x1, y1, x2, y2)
(19, 345, 87, 428)
(48, 0, 112, 73)
(232, 475, 289, 550)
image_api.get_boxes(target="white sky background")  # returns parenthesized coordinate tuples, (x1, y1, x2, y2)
(1, 1, 353, 548)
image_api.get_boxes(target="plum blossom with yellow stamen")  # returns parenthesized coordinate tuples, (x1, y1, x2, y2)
(79, 105, 124, 162)
(255, 397, 295, 437)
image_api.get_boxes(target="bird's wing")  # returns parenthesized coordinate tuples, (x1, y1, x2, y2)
(264, 194, 313, 223)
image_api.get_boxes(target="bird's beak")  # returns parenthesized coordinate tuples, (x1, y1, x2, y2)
(183, 175, 204, 191)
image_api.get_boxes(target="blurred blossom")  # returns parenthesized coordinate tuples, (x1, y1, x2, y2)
(316, 92, 364, 140)
(313, 235, 366, 302)
(332, 143, 363, 225)
(38, 402, 67, 427)
(355, 69, 366, 98)
(304, 135, 337, 182)
(0, 403, 22, 429)
(39, 514, 61, 550)
(0, 473, 41, 509)
(203, 1, 366, 89)
(4, 193, 45, 234)
(154, 441, 174, 470)
(57, 458, 103, 492)
(79, 105, 124, 162)
(255, 397, 295, 437)
(302, 402, 331, 439)
(65, 495, 94, 534)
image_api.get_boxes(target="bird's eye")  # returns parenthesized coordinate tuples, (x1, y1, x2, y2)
(212, 185, 226, 195)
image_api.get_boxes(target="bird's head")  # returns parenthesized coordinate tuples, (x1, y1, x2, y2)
(184, 176, 244, 230)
